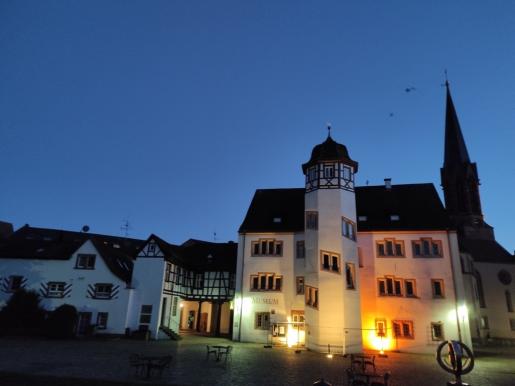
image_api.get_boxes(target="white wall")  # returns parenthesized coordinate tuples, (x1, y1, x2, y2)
(0, 240, 131, 335)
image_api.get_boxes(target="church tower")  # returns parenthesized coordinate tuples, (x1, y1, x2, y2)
(440, 82, 494, 240)
(301, 129, 363, 353)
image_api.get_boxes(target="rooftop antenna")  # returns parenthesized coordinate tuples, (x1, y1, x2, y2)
(121, 220, 131, 238)
(213, 231, 217, 242)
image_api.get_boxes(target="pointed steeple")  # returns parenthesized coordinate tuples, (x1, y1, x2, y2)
(444, 82, 470, 167)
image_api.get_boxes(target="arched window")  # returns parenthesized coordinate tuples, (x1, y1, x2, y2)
(474, 270, 486, 308)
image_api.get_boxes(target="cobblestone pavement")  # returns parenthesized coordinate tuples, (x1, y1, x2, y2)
(0, 335, 514, 386)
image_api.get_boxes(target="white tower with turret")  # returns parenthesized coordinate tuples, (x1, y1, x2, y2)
(302, 130, 363, 353)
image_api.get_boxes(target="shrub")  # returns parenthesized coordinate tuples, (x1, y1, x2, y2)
(45, 304, 78, 339)
(0, 289, 46, 333)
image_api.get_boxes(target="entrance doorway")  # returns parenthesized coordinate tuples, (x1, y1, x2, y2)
(77, 312, 92, 335)
(187, 310, 196, 329)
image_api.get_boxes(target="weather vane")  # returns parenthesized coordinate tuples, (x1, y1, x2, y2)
(326, 122, 332, 137)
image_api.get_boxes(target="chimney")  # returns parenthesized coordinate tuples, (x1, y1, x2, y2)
(384, 178, 392, 190)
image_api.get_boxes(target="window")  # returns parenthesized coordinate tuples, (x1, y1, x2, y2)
(296, 241, 305, 259)
(305, 285, 319, 309)
(431, 322, 444, 341)
(76, 254, 96, 269)
(324, 165, 335, 178)
(480, 316, 489, 329)
(255, 312, 270, 330)
(7, 275, 23, 292)
(194, 273, 204, 289)
(412, 238, 442, 257)
(47, 281, 66, 297)
(306, 211, 318, 230)
(358, 216, 367, 222)
(139, 305, 153, 325)
(431, 279, 445, 298)
(346, 263, 356, 289)
(148, 244, 156, 253)
(296, 276, 305, 295)
(510, 319, 515, 331)
(404, 279, 416, 297)
(390, 215, 400, 221)
(392, 320, 414, 339)
(97, 312, 108, 329)
(172, 297, 179, 316)
(250, 273, 282, 291)
(307, 166, 318, 182)
(506, 291, 513, 313)
(320, 251, 340, 273)
(94, 283, 113, 299)
(342, 165, 352, 181)
(375, 319, 386, 337)
(342, 217, 356, 241)
(378, 276, 402, 296)
(376, 239, 404, 257)
(291, 310, 305, 325)
(251, 239, 283, 256)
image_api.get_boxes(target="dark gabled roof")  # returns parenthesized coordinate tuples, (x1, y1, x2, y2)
(239, 184, 451, 233)
(355, 183, 450, 231)
(302, 134, 358, 173)
(0, 225, 144, 282)
(239, 188, 305, 233)
(444, 83, 471, 167)
(460, 238, 514, 264)
(180, 239, 237, 272)
(145, 235, 237, 272)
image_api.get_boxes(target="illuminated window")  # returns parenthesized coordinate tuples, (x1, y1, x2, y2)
(296, 276, 305, 295)
(375, 319, 386, 337)
(320, 250, 340, 273)
(431, 322, 444, 341)
(346, 263, 356, 289)
(431, 279, 445, 298)
(392, 320, 414, 339)
(251, 239, 283, 257)
(250, 273, 282, 292)
(376, 239, 404, 257)
(412, 238, 442, 257)
(296, 241, 305, 258)
(255, 312, 270, 330)
(305, 285, 319, 309)
(306, 211, 318, 230)
(404, 279, 416, 297)
(342, 217, 356, 241)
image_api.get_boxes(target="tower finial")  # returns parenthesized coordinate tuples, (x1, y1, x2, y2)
(326, 122, 332, 138)
(444, 69, 449, 88)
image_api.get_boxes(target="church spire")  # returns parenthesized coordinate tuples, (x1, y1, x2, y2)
(444, 82, 470, 167)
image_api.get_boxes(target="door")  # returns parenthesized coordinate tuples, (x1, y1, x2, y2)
(200, 312, 208, 333)
(77, 312, 92, 335)
(187, 310, 196, 329)
(160, 298, 167, 327)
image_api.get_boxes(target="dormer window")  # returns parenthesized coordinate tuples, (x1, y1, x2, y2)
(75, 254, 96, 269)
(7, 275, 24, 292)
(273, 217, 282, 223)
(148, 244, 156, 253)
(358, 216, 367, 222)
(390, 215, 400, 221)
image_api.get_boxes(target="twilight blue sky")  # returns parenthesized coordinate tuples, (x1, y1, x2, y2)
(1, 1, 514, 252)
